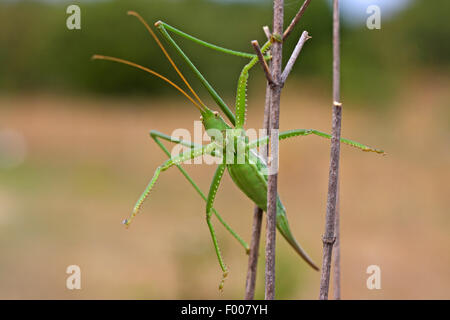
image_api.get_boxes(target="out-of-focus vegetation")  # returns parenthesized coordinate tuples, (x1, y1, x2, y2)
(0, 0, 449, 105)
(1, 76, 449, 298)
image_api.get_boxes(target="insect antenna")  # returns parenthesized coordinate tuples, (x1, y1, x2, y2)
(91, 55, 204, 112)
(127, 11, 206, 109)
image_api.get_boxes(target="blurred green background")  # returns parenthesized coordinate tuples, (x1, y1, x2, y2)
(1, 0, 448, 102)
(0, 0, 449, 299)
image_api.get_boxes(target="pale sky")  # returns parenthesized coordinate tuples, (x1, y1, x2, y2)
(2, 0, 414, 25)
(214, 0, 413, 25)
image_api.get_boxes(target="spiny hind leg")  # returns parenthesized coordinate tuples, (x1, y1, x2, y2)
(149, 130, 249, 253)
(154, 21, 236, 125)
(155, 21, 258, 59)
(206, 164, 228, 291)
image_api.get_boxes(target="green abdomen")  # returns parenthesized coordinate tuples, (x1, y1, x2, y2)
(226, 163, 319, 270)
(226, 163, 270, 211)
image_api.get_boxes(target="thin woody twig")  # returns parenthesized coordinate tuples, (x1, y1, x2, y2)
(319, 0, 341, 300)
(244, 206, 263, 299)
(245, 64, 271, 300)
(246, 0, 311, 300)
(263, 26, 272, 40)
(283, 0, 312, 40)
(281, 31, 311, 84)
(252, 40, 275, 86)
(333, 182, 341, 300)
(265, 0, 284, 300)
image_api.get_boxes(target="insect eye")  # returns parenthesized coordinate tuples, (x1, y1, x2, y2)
(213, 111, 219, 117)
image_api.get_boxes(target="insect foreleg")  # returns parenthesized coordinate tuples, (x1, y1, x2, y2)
(248, 129, 385, 154)
(123, 141, 221, 227)
(149, 130, 249, 253)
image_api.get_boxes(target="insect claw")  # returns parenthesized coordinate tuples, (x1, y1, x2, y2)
(122, 219, 131, 229)
(218, 270, 229, 292)
(271, 32, 283, 43)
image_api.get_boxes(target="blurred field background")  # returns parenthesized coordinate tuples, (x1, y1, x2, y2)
(0, 0, 449, 299)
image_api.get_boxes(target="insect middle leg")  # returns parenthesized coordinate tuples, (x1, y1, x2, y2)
(206, 163, 228, 290)
(124, 139, 231, 289)
(149, 130, 249, 253)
